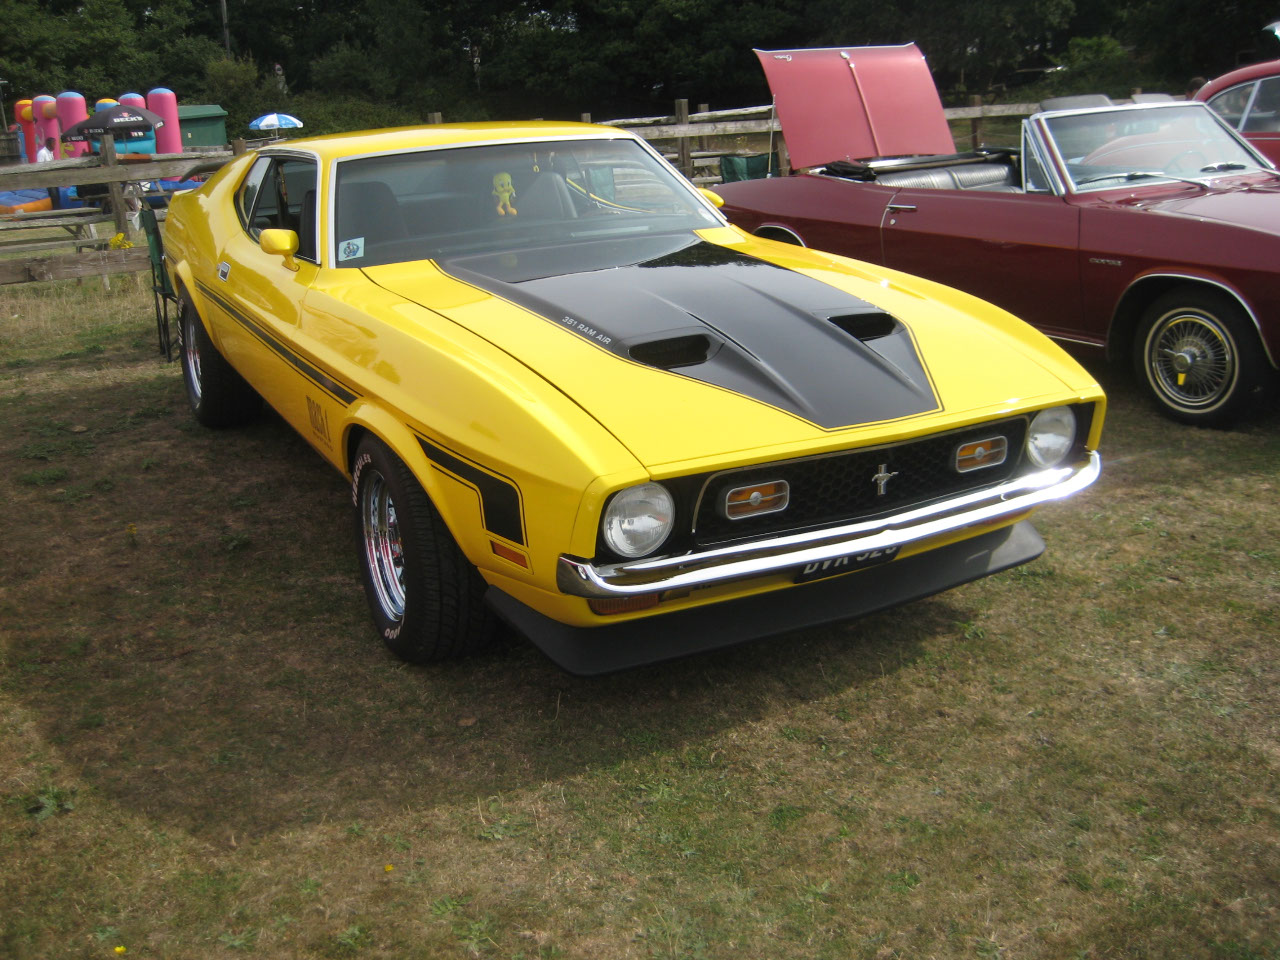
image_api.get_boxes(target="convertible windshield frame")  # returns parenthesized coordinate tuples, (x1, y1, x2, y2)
(1033, 101, 1273, 194)
(327, 135, 724, 268)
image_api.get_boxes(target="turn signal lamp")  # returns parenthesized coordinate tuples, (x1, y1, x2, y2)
(723, 480, 790, 520)
(955, 436, 1007, 473)
(589, 593, 662, 615)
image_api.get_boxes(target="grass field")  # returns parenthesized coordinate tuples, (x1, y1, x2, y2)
(1, 278, 1278, 959)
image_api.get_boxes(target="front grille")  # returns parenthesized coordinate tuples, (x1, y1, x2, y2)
(692, 417, 1029, 545)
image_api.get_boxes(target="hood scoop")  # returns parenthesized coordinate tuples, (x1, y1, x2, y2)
(627, 332, 717, 370)
(828, 310, 898, 341)
(437, 238, 939, 428)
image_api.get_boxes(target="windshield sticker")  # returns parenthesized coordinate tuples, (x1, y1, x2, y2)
(338, 238, 365, 262)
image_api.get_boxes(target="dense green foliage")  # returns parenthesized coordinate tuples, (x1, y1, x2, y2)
(2, 0, 1279, 135)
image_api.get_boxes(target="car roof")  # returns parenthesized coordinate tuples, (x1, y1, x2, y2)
(264, 121, 639, 162)
(1196, 59, 1280, 100)
(753, 43, 956, 168)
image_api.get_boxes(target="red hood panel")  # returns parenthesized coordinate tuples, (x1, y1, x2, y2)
(755, 44, 956, 169)
(1116, 178, 1280, 230)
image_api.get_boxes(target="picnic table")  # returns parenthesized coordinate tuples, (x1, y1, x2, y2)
(0, 206, 117, 256)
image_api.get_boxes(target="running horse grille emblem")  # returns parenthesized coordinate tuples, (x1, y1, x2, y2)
(872, 463, 899, 496)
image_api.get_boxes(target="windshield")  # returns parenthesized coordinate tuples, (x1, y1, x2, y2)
(332, 138, 720, 267)
(1043, 103, 1268, 192)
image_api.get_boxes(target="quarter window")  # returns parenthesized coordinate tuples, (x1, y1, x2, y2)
(1242, 77, 1280, 132)
(236, 158, 271, 231)
(1207, 83, 1255, 130)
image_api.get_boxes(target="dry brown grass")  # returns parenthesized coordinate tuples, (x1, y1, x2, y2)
(1, 280, 1278, 960)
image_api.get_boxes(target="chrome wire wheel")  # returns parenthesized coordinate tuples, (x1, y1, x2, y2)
(1144, 309, 1237, 413)
(360, 468, 406, 621)
(183, 310, 203, 403)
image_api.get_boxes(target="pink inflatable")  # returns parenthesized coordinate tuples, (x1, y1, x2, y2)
(147, 88, 181, 155)
(57, 92, 90, 157)
(32, 95, 59, 157)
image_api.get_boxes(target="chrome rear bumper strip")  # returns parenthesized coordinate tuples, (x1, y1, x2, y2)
(557, 451, 1100, 598)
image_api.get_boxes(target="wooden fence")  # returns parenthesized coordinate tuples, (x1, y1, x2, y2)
(0, 140, 233, 285)
(1, 97, 1038, 285)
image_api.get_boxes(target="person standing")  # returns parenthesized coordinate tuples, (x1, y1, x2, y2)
(36, 136, 56, 161)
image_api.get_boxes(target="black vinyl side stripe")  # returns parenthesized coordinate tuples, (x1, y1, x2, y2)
(195, 280, 359, 406)
(417, 437, 525, 546)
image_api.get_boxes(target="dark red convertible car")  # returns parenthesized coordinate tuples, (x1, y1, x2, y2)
(716, 44, 1280, 426)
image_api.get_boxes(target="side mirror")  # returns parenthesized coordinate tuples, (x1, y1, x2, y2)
(698, 187, 725, 208)
(260, 228, 300, 271)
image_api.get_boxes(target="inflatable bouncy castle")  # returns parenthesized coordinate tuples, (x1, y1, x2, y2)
(1, 86, 185, 213)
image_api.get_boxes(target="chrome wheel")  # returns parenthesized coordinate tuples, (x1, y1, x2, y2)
(1134, 286, 1270, 427)
(360, 468, 406, 620)
(1144, 310, 1236, 412)
(183, 311, 203, 403)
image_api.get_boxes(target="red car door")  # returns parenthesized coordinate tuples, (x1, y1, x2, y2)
(879, 189, 1087, 342)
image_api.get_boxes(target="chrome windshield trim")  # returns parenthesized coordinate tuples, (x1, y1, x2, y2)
(558, 451, 1100, 598)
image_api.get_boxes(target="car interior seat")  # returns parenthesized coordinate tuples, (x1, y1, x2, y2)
(338, 180, 407, 246)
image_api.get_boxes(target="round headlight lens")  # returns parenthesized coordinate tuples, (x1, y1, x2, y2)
(1026, 406, 1077, 469)
(602, 483, 675, 559)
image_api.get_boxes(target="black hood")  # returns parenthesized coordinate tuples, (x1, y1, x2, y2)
(437, 236, 939, 429)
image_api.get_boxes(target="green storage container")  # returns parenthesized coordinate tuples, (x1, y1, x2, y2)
(177, 105, 229, 149)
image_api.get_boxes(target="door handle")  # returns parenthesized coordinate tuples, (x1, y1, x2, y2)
(886, 203, 917, 213)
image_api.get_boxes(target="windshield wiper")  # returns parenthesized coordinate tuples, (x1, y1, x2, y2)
(1074, 170, 1209, 189)
(1198, 160, 1251, 173)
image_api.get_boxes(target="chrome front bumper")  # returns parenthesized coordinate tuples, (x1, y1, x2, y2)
(557, 451, 1100, 599)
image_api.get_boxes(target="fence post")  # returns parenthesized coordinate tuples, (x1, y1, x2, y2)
(697, 103, 709, 153)
(580, 113, 592, 124)
(428, 112, 443, 125)
(968, 95, 983, 150)
(675, 99, 692, 178)
(99, 136, 130, 237)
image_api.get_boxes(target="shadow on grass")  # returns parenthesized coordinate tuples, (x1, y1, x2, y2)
(2, 369, 952, 843)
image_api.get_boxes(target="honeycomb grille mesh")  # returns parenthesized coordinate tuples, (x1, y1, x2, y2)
(692, 417, 1029, 545)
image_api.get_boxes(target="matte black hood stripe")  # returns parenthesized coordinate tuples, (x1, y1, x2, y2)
(436, 237, 940, 429)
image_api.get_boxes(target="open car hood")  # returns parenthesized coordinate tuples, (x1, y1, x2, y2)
(755, 43, 956, 169)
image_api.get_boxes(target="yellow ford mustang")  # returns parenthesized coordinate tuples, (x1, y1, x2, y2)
(164, 122, 1104, 673)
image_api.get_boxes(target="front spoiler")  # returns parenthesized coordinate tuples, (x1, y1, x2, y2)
(489, 519, 1045, 675)
(558, 452, 1100, 599)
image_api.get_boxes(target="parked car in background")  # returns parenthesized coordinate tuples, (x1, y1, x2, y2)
(1196, 60, 1280, 164)
(716, 44, 1280, 427)
(161, 121, 1104, 673)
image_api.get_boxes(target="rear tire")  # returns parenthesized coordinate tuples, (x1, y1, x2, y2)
(352, 436, 498, 663)
(1133, 287, 1272, 427)
(179, 297, 261, 427)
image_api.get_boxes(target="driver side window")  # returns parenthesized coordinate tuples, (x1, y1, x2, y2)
(236, 156, 319, 261)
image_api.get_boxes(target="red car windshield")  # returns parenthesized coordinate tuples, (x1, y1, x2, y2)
(1043, 103, 1267, 191)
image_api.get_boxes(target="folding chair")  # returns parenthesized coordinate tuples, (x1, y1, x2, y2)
(140, 206, 179, 360)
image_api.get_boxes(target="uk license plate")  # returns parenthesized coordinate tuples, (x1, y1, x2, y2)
(794, 544, 901, 583)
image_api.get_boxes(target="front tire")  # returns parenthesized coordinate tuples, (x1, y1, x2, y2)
(179, 297, 261, 427)
(352, 436, 498, 663)
(1134, 288, 1272, 427)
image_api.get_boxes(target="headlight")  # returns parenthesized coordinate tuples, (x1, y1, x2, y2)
(1026, 406, 1076, 469)
(602, 482, 675, 558)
